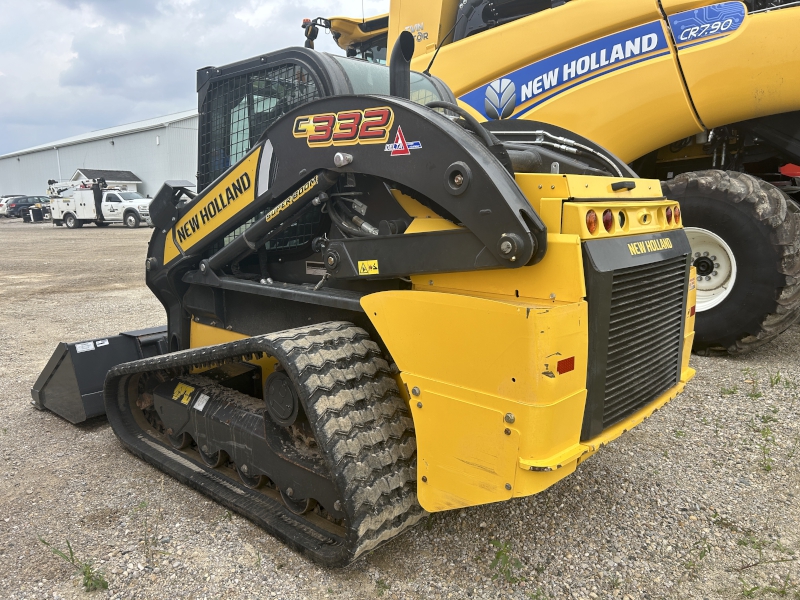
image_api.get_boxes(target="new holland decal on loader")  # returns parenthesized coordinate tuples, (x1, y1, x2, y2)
(306, 0, 800, 355)
(32, 33, 696, 565)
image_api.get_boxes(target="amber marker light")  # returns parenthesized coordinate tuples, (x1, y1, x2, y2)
(586, 210, 598, 234)
(674, 205, 681, 224)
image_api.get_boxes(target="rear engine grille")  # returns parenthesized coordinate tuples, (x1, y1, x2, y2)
(602, 256, 686, 427)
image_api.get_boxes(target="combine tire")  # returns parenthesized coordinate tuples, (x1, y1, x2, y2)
(662, 170, 800, 354)
(104, 322, 423, 565)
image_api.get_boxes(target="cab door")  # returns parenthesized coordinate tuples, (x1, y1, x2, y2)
(103, 193, 123, 221)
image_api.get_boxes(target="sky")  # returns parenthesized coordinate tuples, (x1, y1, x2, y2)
(0, 0, 389, 155)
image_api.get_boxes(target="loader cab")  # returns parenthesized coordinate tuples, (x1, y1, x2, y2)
(196, 47, 454, 191)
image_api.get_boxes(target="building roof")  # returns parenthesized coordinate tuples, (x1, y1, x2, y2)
(72, 169, 142, 183)
(0, 109, 197, 159)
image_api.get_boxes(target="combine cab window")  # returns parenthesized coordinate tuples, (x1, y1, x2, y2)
(198, 63, 321, 190)
(454, 0, 572, 42)
(347, 34, 388, 64)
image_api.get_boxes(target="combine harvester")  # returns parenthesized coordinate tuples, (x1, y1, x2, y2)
(304, 0, 800, 354)
(33, 32, 697, 564)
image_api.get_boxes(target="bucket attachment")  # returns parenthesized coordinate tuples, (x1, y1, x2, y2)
(31, 326, 167, 423)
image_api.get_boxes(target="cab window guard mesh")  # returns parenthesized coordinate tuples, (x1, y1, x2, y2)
(198, 63, 321, 191)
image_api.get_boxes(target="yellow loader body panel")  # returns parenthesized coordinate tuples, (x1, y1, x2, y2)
(362, 173, 695, 512)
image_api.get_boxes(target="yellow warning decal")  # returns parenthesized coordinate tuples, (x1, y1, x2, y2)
(358, 260, 379, 276)
(173, 383, 195, 405)
(627, 237, 673, 256)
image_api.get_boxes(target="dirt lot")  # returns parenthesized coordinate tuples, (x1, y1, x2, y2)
(0, 217, 798, 600)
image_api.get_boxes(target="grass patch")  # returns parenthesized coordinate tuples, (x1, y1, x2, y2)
(684, 537, 712, 578)
(489, 539, 524, 584)
(39, 537, 108, 592)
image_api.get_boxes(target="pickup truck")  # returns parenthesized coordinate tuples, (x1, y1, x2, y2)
(51, 189, 151, 228)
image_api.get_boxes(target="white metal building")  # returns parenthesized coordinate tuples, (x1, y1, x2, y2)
(0, 110, 198, 197)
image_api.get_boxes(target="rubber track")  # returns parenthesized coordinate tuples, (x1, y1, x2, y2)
(104, 321, 424, 566)
(662, 170, 800, 354)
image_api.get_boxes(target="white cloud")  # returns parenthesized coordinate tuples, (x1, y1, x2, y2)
(0, 0, 390, 154)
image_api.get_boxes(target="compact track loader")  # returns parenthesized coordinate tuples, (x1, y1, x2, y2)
(307, 0, 800, 355)
(33, 36, 696, 565)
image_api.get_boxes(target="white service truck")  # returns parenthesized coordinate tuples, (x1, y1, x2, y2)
(49, 180, 152, 229)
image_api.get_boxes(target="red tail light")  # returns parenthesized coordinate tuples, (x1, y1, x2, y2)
(586, 210, 598, 234)
(666, 207, 673, 224)
(674, 206, 681, 224)
(602, 209, 613, 232)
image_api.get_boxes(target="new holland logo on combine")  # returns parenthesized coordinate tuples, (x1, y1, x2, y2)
(384, 126, 421, 156)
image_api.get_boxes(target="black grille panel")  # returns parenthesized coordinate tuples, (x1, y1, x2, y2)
(602, 255, 687, 428)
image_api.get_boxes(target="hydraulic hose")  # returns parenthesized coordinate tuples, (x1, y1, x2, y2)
(425, 101, 496, 149)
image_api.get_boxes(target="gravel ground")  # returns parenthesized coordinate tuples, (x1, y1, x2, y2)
(0, 217, 798, 600)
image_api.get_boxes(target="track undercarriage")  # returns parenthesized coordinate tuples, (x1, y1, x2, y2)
(104, 322, 423, 566)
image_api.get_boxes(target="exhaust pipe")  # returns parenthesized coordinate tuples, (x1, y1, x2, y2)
(389, 31, 415, 100)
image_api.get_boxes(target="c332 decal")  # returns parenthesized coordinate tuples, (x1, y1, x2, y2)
(460, 20, 670, 121)
(668, 1, 746, 50)
(293, 107, 394, 147)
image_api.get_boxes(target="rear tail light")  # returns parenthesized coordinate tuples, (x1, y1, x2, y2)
(674, 206, 681, 224)
(690, 305, 696, 317)
(602, 209, 613, 232)
(586, 210, 598, 234)
(666, 207, 673, 224)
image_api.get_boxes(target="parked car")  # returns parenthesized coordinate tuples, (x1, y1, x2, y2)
(6, 196, 49, 218)
(21, 197, 51, 223)
(0, 195, 25, 217)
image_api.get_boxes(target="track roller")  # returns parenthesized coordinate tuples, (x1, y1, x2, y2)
(168, 431, 192, 449)
(236, 464, 268, 489)
(199, 447, 227, 468)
